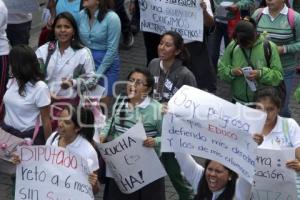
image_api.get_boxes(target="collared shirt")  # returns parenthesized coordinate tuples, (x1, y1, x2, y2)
(36, 43, 95, 98)
(262, 5, 288, 21)
(78, 9, 121, 75)
(259, 116, 300, 149)
(4, 79, 50, 132)
(125, 96, 151, 109)
(101, 95, 163, 154)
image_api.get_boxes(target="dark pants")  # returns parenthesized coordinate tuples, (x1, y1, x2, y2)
(161, 153, 194, 200)
(207, 22, 230, 71)
(104, 177, 165, 200)
(0, 55, 9, 119)
(185, 41, 217, 93)
(131, 0, 140, 33)
(114, 0, 131, 35)
(143, 32, 161, 65)
(6, 21, 32, 46)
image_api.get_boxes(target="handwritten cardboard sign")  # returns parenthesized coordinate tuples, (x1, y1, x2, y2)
(15, 146, 94, 200)
(161, 85, 267, 183)
(139, 0, 204, 41)
(3, 0, 39, 13)
(99, 122, 167, 194)
(252, 148, 297, 200)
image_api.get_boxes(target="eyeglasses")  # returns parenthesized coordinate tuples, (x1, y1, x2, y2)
(128, 78, 148, 86)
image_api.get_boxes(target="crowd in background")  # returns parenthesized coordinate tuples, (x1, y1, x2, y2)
(1, 0, 300, 199)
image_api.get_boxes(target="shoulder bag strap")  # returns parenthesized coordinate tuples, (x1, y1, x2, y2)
(282, 118, 292, 146)
(44, 41, 56, 76)
(241, 48, 254, 68)
(30, 117, 41, 145)
(106, 95, 125, 139)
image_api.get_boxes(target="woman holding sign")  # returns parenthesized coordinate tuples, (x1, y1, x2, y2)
(100, 68, 165, 200)
(174, 153, 252, 200)
(46, 106, 100, 192)
(254, 87, 300, 198)
(12, 106, 100, 193)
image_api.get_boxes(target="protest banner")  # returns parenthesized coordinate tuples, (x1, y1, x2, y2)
(252, 148, 297, 200)
(139, 0, 204, 41)
(161, 85, 267, 183)
(15, 145, 94, 200)
(3, 0, 39, 13)
(98, 122, 167, 194)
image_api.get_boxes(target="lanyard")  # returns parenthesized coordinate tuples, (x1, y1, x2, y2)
(241, 48, 254, 68)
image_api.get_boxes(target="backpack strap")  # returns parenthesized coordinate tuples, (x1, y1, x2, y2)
(282, 118, 292, 147)
(263, 39, 272, 67)
(51, 132, 60, 145)
(44, 41, 56, 76)
(287, 8, 296, 40)
(105, 95, 125, 139)
(255, 8, 264, 25)
(230, 42, 239, 66)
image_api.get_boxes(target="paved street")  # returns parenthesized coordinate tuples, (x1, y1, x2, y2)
(1, 7, 300, 200)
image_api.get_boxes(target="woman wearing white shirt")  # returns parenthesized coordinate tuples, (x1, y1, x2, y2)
(254, 87, 300, 197)
(13, 106, 100, 193)
(36, 12, 95, 103)
(175, 153, 252, 200)
(46, 106, 99, 190)
(1, 45, 52, 143)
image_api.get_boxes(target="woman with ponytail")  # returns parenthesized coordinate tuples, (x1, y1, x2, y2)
(148, 31, 197, 200)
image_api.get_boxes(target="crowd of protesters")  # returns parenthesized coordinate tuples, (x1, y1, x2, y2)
(1, 0, 300, 199)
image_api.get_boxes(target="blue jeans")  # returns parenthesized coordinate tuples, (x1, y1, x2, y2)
(207, 22, 230, 71)
(91, 49, 120, 96)
(280, 69, 296, 117)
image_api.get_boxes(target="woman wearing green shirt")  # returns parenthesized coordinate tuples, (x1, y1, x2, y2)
(100, 68, 165, 200)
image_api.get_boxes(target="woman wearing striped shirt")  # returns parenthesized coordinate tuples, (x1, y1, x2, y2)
(100, 68, 165, 200)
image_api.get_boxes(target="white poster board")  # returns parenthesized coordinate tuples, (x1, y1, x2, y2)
(3, 0, 39, 13)
(99, 122, 167, 194)
(161, 85, 267, 183)
(139, 0, 204, 41)
(252, 148, 297, 200)
(15, 146, 94, 200)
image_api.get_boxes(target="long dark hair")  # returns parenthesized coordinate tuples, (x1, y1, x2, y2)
(9, 45, 44, 96)
(86, 0, 114, 22)
(64, 106, 95, 144)
(160, 31, 191, 66)
(195, 160, 238, 200)
(48, 12, 84, 50)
